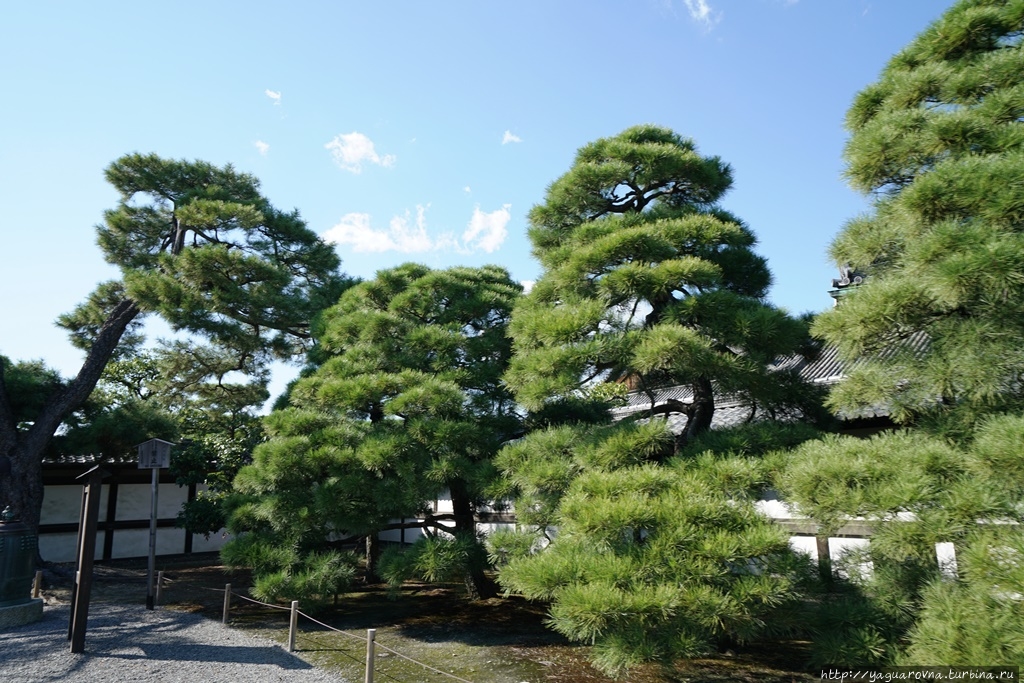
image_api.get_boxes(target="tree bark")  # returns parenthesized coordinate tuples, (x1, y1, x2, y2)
(449, 479, 497, 600)
(676, 376, 715, 453)
(0, 298, 140, 541)
(364, 533, 381, 584)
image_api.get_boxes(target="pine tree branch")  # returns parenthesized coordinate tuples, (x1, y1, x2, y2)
(21, 298, 141, 458)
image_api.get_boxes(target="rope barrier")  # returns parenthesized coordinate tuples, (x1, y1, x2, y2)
(230, 591, 293, 611)
(293, 608, 477, 682)
(294, 610, 367, 643)
(371, 640, 477, 683)
(154, 575, 478, 683)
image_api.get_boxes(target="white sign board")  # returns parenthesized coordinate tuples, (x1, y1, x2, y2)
(137, 439, 173, 469)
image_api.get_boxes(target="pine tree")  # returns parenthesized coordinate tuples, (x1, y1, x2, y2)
(779, 414, 1024, 665)
(814, 0, 1024, 425)
(492, 126, 814, 675)
(0, 153, 345, 539)
(506, 125, 807, 447)
(225, 264, 522, 600)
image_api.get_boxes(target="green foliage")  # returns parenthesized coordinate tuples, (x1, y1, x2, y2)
(1, 357, 65, 427)
(379, 533, 490, 591)
(58, 396, 178, 460)
(225, 265, 522, 596)
(677, 421, 824, 460)
(507, 125, 812, 445)
(175, 490, 229, 540)
(493, 127, 820, 674)
(2, 353, 180, 462)
(811, 9, 1024, 660)
(97, 153, 345, 359)
(781, 413, 1024, 664)
(222, 534, 356, 610)
(498, 458, 810, 677)
(779, 431, 965, 534)
(805, 595, 891, 667)
(816, 0, 1024, 423)
(901, 530, 1024, 666)
(485, 529, 542, 567)
(1, 152, 347, 543)
(56, 281, 147, 359)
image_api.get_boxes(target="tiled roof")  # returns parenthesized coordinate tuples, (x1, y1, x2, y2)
(42, 453, 136, 466)
(611, 338, 915, 434)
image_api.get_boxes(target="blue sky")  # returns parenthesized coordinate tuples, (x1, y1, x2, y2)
(1, 0, 951, 393)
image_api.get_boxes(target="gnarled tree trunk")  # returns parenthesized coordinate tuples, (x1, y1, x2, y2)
(0, 299, 140, 547)
(676, 375, 715, 453)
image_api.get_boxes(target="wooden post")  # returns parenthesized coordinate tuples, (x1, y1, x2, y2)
(222, 583, 231, 624)
(365, 628, 376, 683)
(32, 570, 42, 599)
(67, 482, 87, 643)
(69, 466, 109, 653)
(288, 600, 299, 652)
(155, 571, 164, 606)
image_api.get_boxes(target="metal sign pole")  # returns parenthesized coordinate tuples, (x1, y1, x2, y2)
(146, 465, 158, 610)
(137, 438, 173, 610)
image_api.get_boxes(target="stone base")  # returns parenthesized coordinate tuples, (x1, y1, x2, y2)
(0, 598, 44, 629)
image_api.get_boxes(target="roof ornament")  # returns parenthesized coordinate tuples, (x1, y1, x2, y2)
(832, 264, 864, 290)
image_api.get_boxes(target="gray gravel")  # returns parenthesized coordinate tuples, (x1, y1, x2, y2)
(0, 603, 348, 683)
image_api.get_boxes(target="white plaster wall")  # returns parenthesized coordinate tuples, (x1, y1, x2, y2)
(830, 537, 873, 581)
(38, 532, 92, 564)
(114, 483, 188, 520)
(476, 522, 516, 536)
(111, 527, 188, 559)
(190, 531, 231, 554)
(788, 535, 819, 561)
(39, 481, 231, 562)
(41, 485, 107, 525)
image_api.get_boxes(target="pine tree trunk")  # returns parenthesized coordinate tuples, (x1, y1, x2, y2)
(0, 445, 44, 538)
(449, 479, 497, 600)
(0, 298, 140, 549)
(677, 376, 715, 451)
(364, 533, 380, 584)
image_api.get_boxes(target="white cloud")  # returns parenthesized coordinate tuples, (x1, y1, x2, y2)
(254, 140, 270, 156)
(323, 203, 511, 255)
(502, 130, 522, 145)
(323, 206, 439, 253)
(325, 132, 396, 173)
(463, 186, 472, 193)
(265, 89, 281, 104)
(520, 280, 535, 295)
(682, 0, 718, 27)
(463, 204, 511, 253)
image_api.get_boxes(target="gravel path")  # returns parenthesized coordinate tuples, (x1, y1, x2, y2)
(0, 603, 348, 683)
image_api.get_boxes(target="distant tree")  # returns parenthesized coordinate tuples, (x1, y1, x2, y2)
(0, 353, 178, 476)
(95, 349, 268, 537)
(0, 154, 345, 540)
(813, 0, 1024, 427)
(224, 264, 522, 601)
(492, 126, 817, 675)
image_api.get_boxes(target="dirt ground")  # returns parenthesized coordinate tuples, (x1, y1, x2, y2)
(39, 556, 816, 683)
